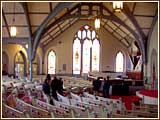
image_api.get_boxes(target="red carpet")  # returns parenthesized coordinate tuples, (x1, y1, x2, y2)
(110, 95, 140, 110)
(139, 90, 158, 98)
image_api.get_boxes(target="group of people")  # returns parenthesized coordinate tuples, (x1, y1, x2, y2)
(92, 76, 111, 98)
(42, 74, 64, 101)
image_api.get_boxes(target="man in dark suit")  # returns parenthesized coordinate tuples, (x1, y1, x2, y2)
(103, 76, 110, 98)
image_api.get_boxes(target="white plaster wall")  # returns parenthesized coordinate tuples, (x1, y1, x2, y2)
(43, 20, 130, 74)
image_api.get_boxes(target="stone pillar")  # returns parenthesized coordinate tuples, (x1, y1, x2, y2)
(29, 60, 33, 82)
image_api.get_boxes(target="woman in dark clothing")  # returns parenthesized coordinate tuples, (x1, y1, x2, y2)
(103, 76, 110, 98)
(57, 78, 64, 95)
(51, 76, 58, 100)
(42, 79, 50, 96)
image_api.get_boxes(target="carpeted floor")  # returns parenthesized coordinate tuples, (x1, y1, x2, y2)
(139, 90, 158, 98)
(110, 95, 140, 110)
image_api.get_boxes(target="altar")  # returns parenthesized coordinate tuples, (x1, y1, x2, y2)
(88, 71, 144, 95)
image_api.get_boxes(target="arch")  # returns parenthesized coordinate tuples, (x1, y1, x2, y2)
(14, 51, 27, 78)
(41, 8, 145, 63)
(150, 49, 158, 90)
(73, 24, 100, 74)
(115, 51, 125, 72)
(47, 50, 56, 74)
(2, 51, 9, 75)
(32, 53, 40, 75)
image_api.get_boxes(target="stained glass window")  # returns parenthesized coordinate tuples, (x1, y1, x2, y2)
(92, 39, 100, 71)
(83, 39, 91, 73)
(116, 51, 124, 72)
(73, 38, 81, 74)
(48, 50, 56, 74)
(73, 25, 100, 74)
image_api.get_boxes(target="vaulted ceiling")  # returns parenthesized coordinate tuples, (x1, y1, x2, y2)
(2, 2, 158, 50)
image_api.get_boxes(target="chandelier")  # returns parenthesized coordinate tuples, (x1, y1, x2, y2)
(10, 2, 17, 37)
(95, 18, 100, 30)
(113, 1, 123, 12)
(94, 6, 101, 30)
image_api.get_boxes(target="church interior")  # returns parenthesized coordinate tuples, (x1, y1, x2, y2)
(1, 1, 159, 118)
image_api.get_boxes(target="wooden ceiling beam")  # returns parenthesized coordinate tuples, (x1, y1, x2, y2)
(102, 4, 146, 62)
(49, 2, 52, 13)
(21, 2, 32, 36)
(123, 3, 146, 40)
(32, 2, 73, 60)
(43, 19, 78, 47)
(38, 3, 80, 37)
(2, 37, 28, 44)
(133, 14, 155, 17)
(2, 9, 11, 37)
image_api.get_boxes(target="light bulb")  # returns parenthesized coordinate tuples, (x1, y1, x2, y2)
(10, 26, 17, 37)
(113, 1, 123, 12)
(95, 18, 100, 29)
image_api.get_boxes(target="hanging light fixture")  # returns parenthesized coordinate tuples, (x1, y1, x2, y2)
(10, 2, 17, 37)
(94, 6, 100, 30)
(113, 1, 123, 12)
(95, 18, 100, 30)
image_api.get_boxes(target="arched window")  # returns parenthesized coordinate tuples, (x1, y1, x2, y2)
(73, 25, 100, 74)
(15, 51, 26, 77)
(116, 51, 124, 72)
(92, 39, 100, 71)
(48, 50, 56, 74)
(73, 38, 81, 74)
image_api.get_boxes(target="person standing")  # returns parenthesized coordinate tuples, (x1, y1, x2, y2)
(57, 77, 64, 95)
(103, 76, 110, 98)
(42, 79, 50, 96)
(51, 76, 58, 100)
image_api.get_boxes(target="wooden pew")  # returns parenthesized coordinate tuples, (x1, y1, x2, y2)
(2, 103, 27, 118)
(12, 82, 26, 98)
(83, 92, 96, 99)
(70, 92, 82, 101)
(133, 104, 158, 113)
(124, 110, 158, 118)
(15, 97, 52, 118)
(96, 96, 122, 112)
(69, 98, 104, 118)
(2, 82, 14, 98)
(57, 93, 70, 105)
(33, 98, 72, 118)
(53, 99, 89, 118)
(111, 113, 136, 118)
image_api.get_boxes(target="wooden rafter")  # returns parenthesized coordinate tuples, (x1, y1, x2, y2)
(123, 3, 146, 40)
(21, 2, 32, 36)
(2, 9, 11, 37)
(43, 18, 78, 46)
